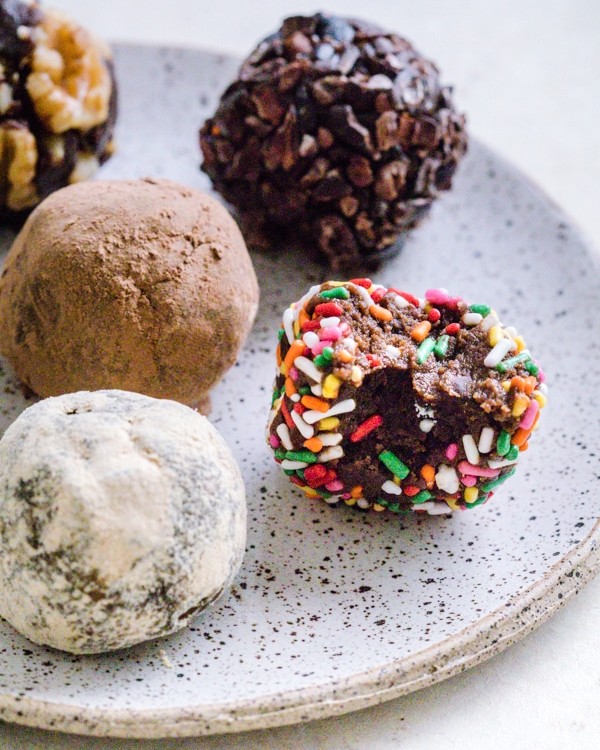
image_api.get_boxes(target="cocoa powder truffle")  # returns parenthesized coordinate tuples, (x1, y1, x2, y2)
(0, 178, 259, 407)
(0, 0, 117, 220)
(200, 13, 467, 270)
(267, 280, 547, 514)
(0, 390, 247, 654)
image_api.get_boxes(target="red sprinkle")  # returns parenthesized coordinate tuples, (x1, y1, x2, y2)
(350, 414, 383, 442)
(370, 288, 387, 303)
(293, 402, 306, 414)
(403, 485, 420, 496)
(427, 308, 441, 323)
(280, 399, 295, 430)
(290, 476, 306, 487)
(445, 323, 461, 335)
(389, 288, 419, 307)
(366, 353, 381, 367)
(314, 302, 344, 317)
(301, 319, 322, 332)
(305, 466, 337, 488)
(350, 278, 372, 288)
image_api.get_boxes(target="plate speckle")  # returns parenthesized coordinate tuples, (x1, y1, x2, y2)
(0, 44, 598, 738)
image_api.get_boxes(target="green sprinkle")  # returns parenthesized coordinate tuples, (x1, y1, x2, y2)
(524, 360, 539, 375)
(314, 346, 334, 368)
(434, 334, 450, 357)
(275, 448, 287, 460)
(320, 287, 350, 300)
(298, 385, 312, 395)
(278, 328, 285, 341)
(469, 304, 491, 316)
(412, 490, 433, 504)
(465, 493, 489, 508)
(496, 351, 531, 373)
(416, 337, 436, 364)
(496, 430, 511, 456)
(285, 450, 318, 464)
(296, 469, 305, 480)
(506, 444, 519, 461)
(317, 489, 332, 499)
(283, 469, 296, 476)
(388, 503, 402, 513)
(377, 498, 389, 508)
(481, 467, 517, 492)
(378, 450, 410, 479)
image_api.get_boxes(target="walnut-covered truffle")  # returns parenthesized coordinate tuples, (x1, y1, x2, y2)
(267, 281, 547, 514)
(200, 13, 467, 270)
(0, 0, 117, 220)
(0, 178, 260, 408)
(0, 390, 247, 654)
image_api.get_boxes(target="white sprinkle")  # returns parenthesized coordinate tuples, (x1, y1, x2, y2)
(419, 419, 436, 433)
(462, 434, 480, 465)
(389, 292, 410, 308)
(505, 326, 519, 339)
(320, 316, 340, 328)
(350, 366, 363, 384)
(385, 345, 400, 358)
(317, 432, 343, 446)
(324, 495, 342, 504)
(276, 423, 293, 450)
(381, 480, 402, 495)
(462, 312, 482, 326)
(290, 393, 301, 402)
(283, 307, 295, 345)
(291, 410, 314, 439)
(310, 383, 323, 396)
(342, 337, 357, 352)
(303, 331, 319, 348)
(487, 457, 519, 469)
(539, 383, 548, 395)
(357, 498, 371, 509)
(281, 460, 308, 470)
(295, 356, 323, 383)
(478, 426, 494, 454)
(484, 339, 515, 368)
(296, 284, 321, 312)
(435, 464, 460, 494)
(366, 74, 394, 90)
(318, 446, 344, 462)
(480, 313, 499, 331)
(303, 399, 357, 424)
(418, 501, 453, 516)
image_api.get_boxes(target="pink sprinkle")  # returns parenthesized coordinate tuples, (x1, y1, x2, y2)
(325, 480, 344, 492)
(311, 341, 328, 355)
(537, 368, 546, 383)
(320, 326, 342, 341)
(458, 461, 500, 478)
(460, 475, 477, 486)
(341, 493, 351, 500)
(340, 322, 351, 334)
(519, 399, 539, 430)
(425, 289, 451, 305)
(289, 366, 299, 381)
(269, 434, 280, 448)
(445, 443, 459, 460)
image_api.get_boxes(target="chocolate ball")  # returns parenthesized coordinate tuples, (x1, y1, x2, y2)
(267, 281, 547, 514)
(0, 178, 259, 408)
(200, 13, 467, 270)
(0, 0, 117, 221)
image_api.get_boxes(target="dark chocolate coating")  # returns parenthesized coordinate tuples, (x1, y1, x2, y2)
(200, 13, 467, 270)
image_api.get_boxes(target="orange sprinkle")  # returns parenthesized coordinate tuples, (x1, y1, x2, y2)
(411, 320, 431, 342)
(510, 376, 527, 391)
(420, 464, 435, 489)
(276, 343, 282, 367)
(283, 339, 305, 371)
(285, 377, 297, 398)
(519, 442, 529, 452)
(511, 427, 530, 447)
(301, 395, 330, 412)
(304, 437, 323, 453)
(337, 349, 354, 363)
(525, 376, 537, 394)
(369, 304, 393, 322)
(298, 307, 309, 329)
(350, 485, 363, 499)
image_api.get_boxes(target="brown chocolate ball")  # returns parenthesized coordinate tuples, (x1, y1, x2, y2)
(0, 178, 259, 408)
(200, 13, 467, 271)
(0, 0, 117, 221)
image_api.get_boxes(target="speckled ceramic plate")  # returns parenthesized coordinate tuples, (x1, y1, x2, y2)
(0, 44, 598, 739)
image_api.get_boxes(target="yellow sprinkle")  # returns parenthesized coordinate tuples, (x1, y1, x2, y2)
(318, 416, 340, 431)
(373, 504, 386, 512)
(303, 487, 319, 498)
(344, 497, 358, 506)
(445, 496, 461, 511)
(337, 349, 354, 363)
(322, 374, 342, 399)
(488, 325, 502, 347)
(511, 393, 530, 417)
(464, 487, 479, 504)
(533, 391, 547, 408)
(514, 335, 526, 353)
(393, 476, 401, 486)
(327, 280, 345, 287)
(351, 365, 363, 384)
(502, 381, 511, 391)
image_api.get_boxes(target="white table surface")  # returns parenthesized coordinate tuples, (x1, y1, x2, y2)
(2, 1, 599, 748)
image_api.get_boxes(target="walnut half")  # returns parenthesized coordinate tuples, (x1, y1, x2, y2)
(0, 123, 38, 212)
(25, 10, 112, 134)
